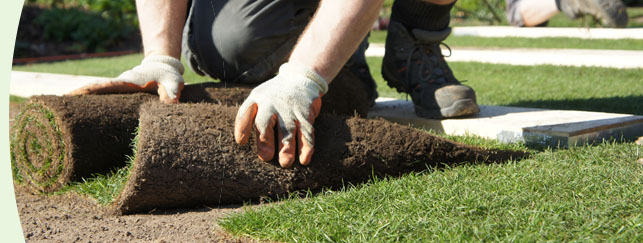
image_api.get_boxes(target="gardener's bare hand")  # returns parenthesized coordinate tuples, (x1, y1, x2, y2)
(67, 54, 185, 104)
(234, 63, 328, 168)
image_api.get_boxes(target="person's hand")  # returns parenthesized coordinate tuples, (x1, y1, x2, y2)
(67, 54, 185, 104)
(234, 63, 328, 168)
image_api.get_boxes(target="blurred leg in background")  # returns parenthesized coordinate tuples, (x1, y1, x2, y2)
(506, 0, 628, 27)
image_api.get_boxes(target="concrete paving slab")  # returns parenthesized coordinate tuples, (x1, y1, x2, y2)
(365, 45, 643, 69)
(452, 26, 643, 39)
(10, 71, 107, 97)
(368, 98, 643, 148)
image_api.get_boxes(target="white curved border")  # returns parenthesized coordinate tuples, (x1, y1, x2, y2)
(1, 0, 26, 241)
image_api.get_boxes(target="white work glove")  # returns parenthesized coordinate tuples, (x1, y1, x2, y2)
(234, 63, 328, 168)
(67, 54, 185, 104)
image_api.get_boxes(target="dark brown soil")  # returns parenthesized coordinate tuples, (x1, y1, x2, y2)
(14, 184, 261, 242)
(113, 102, 526, 214)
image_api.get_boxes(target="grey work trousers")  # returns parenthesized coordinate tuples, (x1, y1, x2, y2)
(182, 0, 370, 84)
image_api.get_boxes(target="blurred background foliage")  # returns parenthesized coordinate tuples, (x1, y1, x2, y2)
(381, 0, 507, 25)
(452, 0, 507, 25)
(17, 0, 138, 56)
(15, 0, 643, 58)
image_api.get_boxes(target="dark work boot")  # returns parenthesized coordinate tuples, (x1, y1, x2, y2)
(557, 0, 628, 28)
(382, 21, 479, 119)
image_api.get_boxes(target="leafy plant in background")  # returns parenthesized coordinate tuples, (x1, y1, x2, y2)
(23, 0, 138, 53)
(34, 7, 126, 52)
(623, 0, 643, 6)
(453, 0, 507, 24)
(83, 0, 138, 31)
(380, 0, 508, 25)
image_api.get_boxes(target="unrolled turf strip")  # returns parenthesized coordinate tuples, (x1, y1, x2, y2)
(10, 69, 370, 193)
(112, 102, 527, 214)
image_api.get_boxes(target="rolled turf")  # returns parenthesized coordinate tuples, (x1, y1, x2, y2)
(9, 83, 252, 192)
(112, 102, 527, 214)
(10, 69, 370, 193)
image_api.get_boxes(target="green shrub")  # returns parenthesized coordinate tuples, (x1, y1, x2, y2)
(623, 0, 643, 6)
(83, 0, 138, 30)
(34, 7, 134, 52)
(26, 0, 138, 27)
(24, 0, 138, 53)
(452, 0, 507, 24)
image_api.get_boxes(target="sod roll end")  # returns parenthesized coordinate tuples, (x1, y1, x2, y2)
(11, 94, 154, 192)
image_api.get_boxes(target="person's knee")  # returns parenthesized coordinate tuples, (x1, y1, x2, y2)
(211, 26, 262, 66)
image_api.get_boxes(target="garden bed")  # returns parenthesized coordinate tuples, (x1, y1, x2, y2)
(14, 5, 141, 61)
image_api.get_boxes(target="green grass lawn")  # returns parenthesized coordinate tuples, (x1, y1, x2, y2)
(12, 54, 214, 84)
(448, 8, 643, 28)
(443, 36, 643, 50)
(11, 45, 643, 241)
(546, 7, 643, 28)
(369, 31, 643, 51)
(221, 142, 642, 242)
(368, 58, 642, 116)
(13, 53, 643, 116)
(368, 7, 643, 50)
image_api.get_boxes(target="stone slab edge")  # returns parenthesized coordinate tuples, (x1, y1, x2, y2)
(368, 98, 643, 148)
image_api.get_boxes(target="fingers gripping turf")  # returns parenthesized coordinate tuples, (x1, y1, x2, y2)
(234, 63, 328, 167)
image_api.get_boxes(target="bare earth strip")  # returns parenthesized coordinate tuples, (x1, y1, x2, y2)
(14, 184, 265, 242)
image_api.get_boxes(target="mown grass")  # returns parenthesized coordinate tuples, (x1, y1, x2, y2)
(14, 54, 643, 116)
(369, 31, 643, 51)
(369, 7, 643, 49)
(220, 142, 643, 242)
(12, 54, 214, 84)
(448, 8, 643, 28)
(546, 7, 643, 28)
(367, 57, 643, 115)
(444, 36, 643, 50)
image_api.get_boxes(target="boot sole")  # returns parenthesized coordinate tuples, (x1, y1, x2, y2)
(382, 58, 480, 119)
(415, 98, 480, 119)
